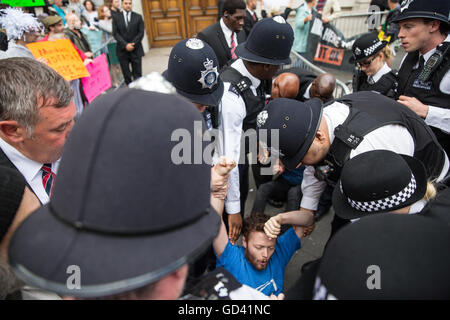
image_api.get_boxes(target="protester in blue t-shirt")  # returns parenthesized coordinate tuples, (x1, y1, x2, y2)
(213, 211, 314, 297)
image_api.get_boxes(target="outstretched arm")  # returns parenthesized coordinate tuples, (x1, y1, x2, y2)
(212, 157, 236, 258)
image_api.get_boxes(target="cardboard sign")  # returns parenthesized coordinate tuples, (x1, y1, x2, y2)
(27, 39, 90, 81)
(81, 54, 111, 103)
(313, 43, 345, 66)
(0, 0, 46, 7)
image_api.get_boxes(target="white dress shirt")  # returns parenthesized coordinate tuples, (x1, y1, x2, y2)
(220, 17, 239, 49)
(399, 34, 450, 133)
(216, 59, 261, 214)
(300, 101, 449, 211)
(371, 62, 391, 83)
(0, 137, 59, 204)
(123, 10, 131, 27)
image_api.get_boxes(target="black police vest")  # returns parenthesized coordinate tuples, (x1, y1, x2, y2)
(316, 92, 446, 185)
(397, 42, 450, 154)
(353, 70, 398, 98)
(220, 67, 266, 132)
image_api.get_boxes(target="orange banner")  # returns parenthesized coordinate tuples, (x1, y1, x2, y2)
(313, 43, 345, 66)
(27, 39, 90, 81)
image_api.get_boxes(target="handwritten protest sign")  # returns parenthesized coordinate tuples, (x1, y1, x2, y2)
(0, 0, 46, 7)
(81, 54, 111, 103)
(27, 39, 90, 81)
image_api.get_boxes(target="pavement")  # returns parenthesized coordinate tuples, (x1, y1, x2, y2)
(138, 44, 406, 294)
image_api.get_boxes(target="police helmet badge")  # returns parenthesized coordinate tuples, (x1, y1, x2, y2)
(400, 0, 414, 12)
(198, 58, 218, 90)
(186, 38, 204, 50)
(257, 110, 269, 127)
(354, 47, 361, 56)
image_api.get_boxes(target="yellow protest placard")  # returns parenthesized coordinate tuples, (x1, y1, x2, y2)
(27, 39, 90, 81)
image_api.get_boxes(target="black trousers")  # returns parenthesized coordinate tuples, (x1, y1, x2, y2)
(118, 54, 142, 85)
(251, 177, 302, 215)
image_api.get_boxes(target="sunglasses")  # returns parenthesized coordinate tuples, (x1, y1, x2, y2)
(357, 55, 377, 68)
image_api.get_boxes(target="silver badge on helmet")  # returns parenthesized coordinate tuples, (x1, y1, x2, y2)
(186, 38, 205, 50)
(198, 58, 218, 89)
(354, 47, 361, 56)
(257, 110, 269, 127)
(400, 0, 413, 12)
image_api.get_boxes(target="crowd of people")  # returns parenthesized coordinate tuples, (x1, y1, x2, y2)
(0, 0, 449, 301)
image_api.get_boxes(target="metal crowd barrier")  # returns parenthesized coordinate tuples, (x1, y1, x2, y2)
(329, 10, 389, 39)
(282, 50, 352, 98)
(92, 38, 124, 89)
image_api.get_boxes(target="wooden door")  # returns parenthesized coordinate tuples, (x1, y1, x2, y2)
(143, 0, 186, 48)
(184, 0, 219, 38)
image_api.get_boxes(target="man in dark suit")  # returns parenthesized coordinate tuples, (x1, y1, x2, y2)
(243, 0, 258, 37)
(0, 58, 77, 205)
(112, 0, 145, 85)
(198, 0, 247, 70)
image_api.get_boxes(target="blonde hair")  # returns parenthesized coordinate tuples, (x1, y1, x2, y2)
(423, 181, 437, 202)
(381, 45, 392, 66)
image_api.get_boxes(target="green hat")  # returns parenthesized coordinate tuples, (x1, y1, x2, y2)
(43, 15, 62, 29)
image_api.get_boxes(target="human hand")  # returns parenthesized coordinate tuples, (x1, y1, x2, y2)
(84, 51, 93, 58)
(228, 213, 242, 245)
(264, 214, 282, 239)
(397, 95, 429, 119)
(302, 223, 315, 237)
(273, 158, 285, 175)
(305, 14, 313, 23)
(257, 142, 270, 164)
(83, 58, 93, 65)
(125, 43, 134, 51)
(269, 293, 285, 300)
(322, 17, 329, 24)
(214, 156, 236, 176)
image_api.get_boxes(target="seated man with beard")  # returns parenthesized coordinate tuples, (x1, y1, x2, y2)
(213, 211, 313, 297)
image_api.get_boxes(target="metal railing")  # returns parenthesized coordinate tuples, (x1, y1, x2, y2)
(330, 10, 389, 39)
(282, 50, 351, 98)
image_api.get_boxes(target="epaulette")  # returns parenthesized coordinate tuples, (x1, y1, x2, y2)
(228, 85, 240, 97)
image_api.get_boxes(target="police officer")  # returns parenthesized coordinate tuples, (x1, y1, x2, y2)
(257, 91, 449, 238)
(161, 38, 224, 131)
(350, 32, 398, 98)
(218, 17, 294, 243)
(395, 0, 450, 157)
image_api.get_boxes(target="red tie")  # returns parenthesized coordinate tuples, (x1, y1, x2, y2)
(230, 33, 237, 60)
(41, 163, 55, 197)
(253, 12, 257, 22)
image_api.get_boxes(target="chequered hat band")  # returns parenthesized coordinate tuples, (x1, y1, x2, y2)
(363, 41, 383, 57)
(342, 174, 417, 212)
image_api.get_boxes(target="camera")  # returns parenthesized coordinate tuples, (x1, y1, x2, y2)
(314, 161, 334, 181)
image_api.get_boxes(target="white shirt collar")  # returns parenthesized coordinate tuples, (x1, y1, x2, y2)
(247, 7, 255, 15)
(220, 17, 237, 47)
(230, 58, 261, 89)
(123, 10, 131, 21)
(420, 34, 450, 65)
(0, 137, 43, 182)
(372, 62, 392, 83)
(408, 199, 427, 214)
(303, 82, 313, 99)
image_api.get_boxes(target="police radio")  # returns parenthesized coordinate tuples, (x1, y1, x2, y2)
(314, 159, 335, 181)
(417, 42, 449, 82)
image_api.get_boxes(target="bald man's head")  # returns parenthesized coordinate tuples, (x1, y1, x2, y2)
(309, 73, 336, 103)
(271, 72, 300, 100)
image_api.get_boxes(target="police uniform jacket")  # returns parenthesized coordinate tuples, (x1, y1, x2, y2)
(397, 34, 450, 153)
